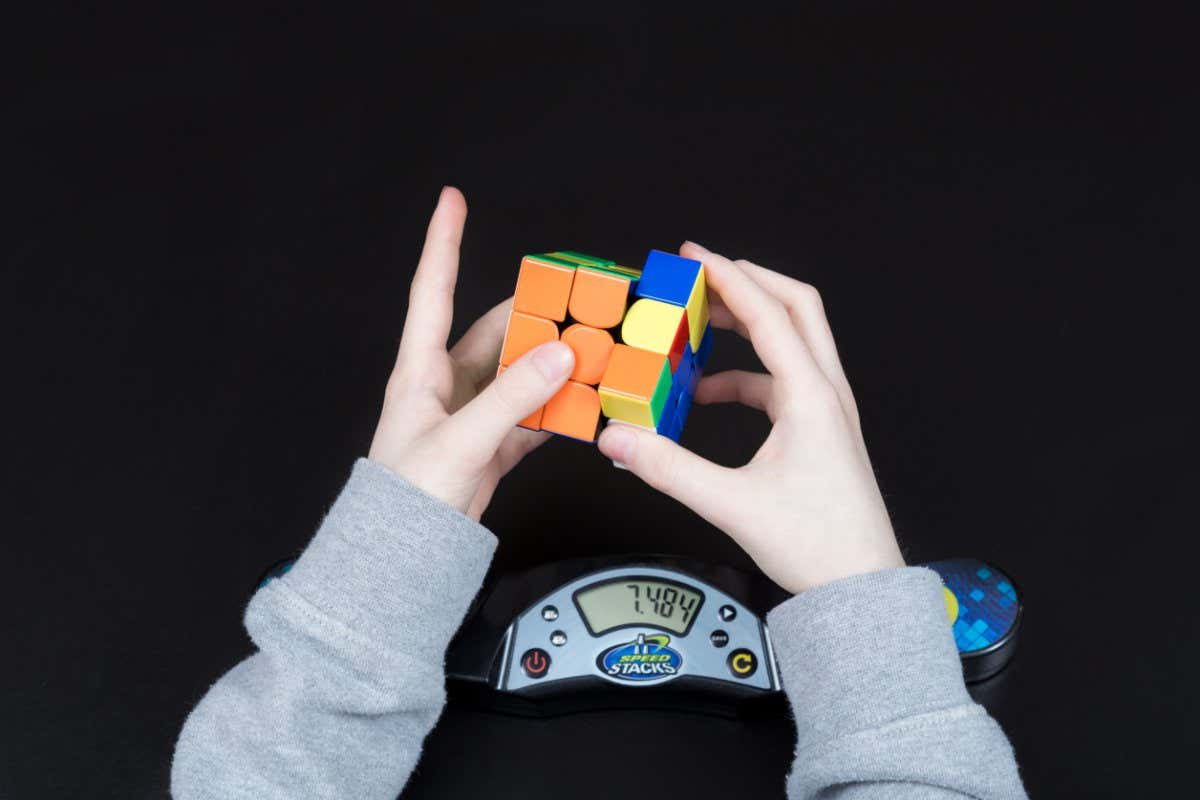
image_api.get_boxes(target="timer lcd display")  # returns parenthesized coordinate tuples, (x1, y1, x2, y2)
(574, 578, 704, 636)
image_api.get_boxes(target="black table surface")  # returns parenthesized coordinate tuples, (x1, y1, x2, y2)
(7, 7, 1196, 798)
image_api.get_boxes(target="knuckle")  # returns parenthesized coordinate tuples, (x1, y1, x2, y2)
(792, 280, 822, 308)
(486, 371, 526, 418)
(645, 446, 682, 492)
(772, 278, 820, 316)
(761, 298, 791, 328)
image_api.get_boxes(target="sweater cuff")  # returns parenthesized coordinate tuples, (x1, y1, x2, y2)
(766, 567, 971, 752)
(253, 458, 497, 658)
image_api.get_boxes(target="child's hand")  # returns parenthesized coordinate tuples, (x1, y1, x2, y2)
(597, 242, 904, 593)
(368, 188, 575, 519)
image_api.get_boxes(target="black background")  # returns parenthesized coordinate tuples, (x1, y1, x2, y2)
(7, 5, 1198, 798)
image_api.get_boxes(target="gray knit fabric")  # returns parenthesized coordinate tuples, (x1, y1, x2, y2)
(172, 458, 1027, 799)
(767, 568, 1027, 798)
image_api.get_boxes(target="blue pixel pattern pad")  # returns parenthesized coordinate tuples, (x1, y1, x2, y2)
(928, 558, 1020, 653)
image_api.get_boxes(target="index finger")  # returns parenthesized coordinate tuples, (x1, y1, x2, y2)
(680, 241, 825, 390)
(398, 186, 468, 362)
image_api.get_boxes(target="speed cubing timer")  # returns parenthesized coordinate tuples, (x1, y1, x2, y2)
(498, 250, 714, 442)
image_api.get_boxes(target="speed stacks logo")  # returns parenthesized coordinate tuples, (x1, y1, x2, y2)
(597, 633, 683, 682)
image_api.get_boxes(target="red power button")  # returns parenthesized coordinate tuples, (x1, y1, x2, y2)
(521, 648, 551, 679)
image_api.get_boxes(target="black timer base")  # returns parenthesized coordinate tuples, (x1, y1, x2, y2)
(448, 676, 789, 720)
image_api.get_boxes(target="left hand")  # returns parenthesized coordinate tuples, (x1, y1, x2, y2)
(368, 187, 575, 519)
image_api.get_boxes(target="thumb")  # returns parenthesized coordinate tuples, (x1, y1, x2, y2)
(443, 341, 574, 459)
(597, 422, 731, 522)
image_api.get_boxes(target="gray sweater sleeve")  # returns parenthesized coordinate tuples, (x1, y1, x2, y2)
(766, 567, 1028, 799)
(171, 458, 497, 799)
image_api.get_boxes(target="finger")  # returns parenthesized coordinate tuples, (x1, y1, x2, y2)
(450, 296, 513, 385)
(694, 370, 777, 421)
(398, 187, 468, 362)
(706, 293, 749, 338)
(465, 428, 551, 520)
(732, 259, 859, 426)
(679, 241, 823, 389)
(597, 422, 737, 529)
(440, 340, 574, 463)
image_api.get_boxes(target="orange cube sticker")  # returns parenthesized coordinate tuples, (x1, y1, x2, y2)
(513, 255, 576, 322)
(568, 267, 630, 329)
(600, 344, 668, 400)
(560, 323, 615, 385)
(499, 311, 558, 367)
(541, 380, 601, 441)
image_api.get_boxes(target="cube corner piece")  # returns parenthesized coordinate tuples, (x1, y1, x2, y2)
(598, 344, 672, 429)
(635, 250, 703, 308)
(541, 380, 602, 442)
(513, 254, 577, 322)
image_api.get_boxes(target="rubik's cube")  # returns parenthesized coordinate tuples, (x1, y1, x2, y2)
(498, 250, 714, 442)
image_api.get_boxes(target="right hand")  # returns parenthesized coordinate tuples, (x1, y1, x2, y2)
(597, 241, 904, 594)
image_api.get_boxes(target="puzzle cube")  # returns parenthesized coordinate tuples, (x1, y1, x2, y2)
(497, 248, 712, 443)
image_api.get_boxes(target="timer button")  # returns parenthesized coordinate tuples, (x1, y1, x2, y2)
(521, 648, 551, 679)
(541, 605, 559, 621)
(549, 630, 567, 646)
(718, 605, 737, 622)
(710, 630, 730, 648)
(727, 649, 758, 679)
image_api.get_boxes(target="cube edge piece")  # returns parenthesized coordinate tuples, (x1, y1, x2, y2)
(541, 380, 602, 442)
(499, 309, 559, 367)
(568, 266, 631, 330)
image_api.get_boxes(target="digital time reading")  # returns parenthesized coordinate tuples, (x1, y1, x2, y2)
(573, 577, 705, 636)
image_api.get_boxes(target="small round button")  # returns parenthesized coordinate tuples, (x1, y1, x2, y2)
(542, 605, 559, 621)
(521, 648, 551, 679)
(727, 648, 757, 679)
(719, 605, 737, 622)
(549, 630, 567, 646)
(710, 630, 730, 648)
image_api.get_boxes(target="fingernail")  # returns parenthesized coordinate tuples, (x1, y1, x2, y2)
(682, 240, 710, 253)
(598, 424, 636, 465)
(532, 341, 574, 380)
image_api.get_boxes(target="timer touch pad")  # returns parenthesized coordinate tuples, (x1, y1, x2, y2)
(498, 566, 779, 694)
